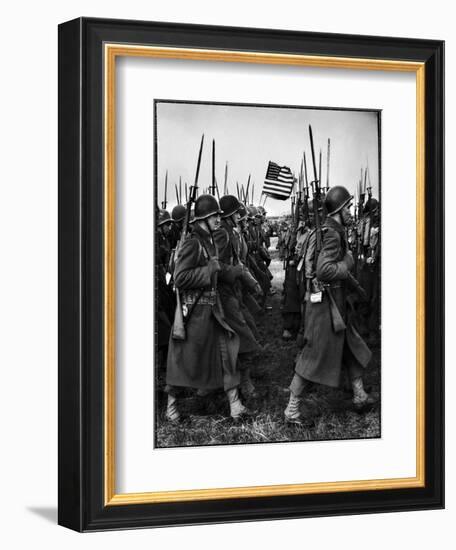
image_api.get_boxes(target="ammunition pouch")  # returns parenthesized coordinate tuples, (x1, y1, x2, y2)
(182, 289, 216, 307)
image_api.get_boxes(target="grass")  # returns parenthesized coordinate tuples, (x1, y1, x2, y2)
(156, 239, 381, 449)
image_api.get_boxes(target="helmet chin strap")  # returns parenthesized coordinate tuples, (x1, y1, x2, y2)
(204, 218, 215, 248)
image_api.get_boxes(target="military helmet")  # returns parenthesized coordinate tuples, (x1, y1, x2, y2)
(257, 205, 267, 217)
(220, 195, 241, 218)
(247, 205, 258, 219)
(237, 202, 248, 221)
(157, 209, 172, 226)
(363, 197, 379, 214)
(325, 186, 353, 216)
(192, 194, 223, 222)
(171, 204, 186, 222)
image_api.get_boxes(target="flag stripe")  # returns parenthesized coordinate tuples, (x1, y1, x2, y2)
(263, 160, 295, 200)
(264, 182, 293, 194)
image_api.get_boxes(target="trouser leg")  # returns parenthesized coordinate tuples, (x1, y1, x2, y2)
(289, 372, 311, 397)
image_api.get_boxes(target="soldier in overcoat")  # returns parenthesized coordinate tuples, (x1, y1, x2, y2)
(157, 209, 174, 351)
(215, 195, 262, 397)
(165, 195, 249, 422)
(284, 186, 376, 423)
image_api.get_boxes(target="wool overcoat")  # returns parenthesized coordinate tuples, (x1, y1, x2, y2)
(295, 217, 372, 387)
(214, 220, 261, 355)
(166, 225, 240, 391)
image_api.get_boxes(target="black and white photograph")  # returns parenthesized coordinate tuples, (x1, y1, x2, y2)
(154, 100, 381, 448)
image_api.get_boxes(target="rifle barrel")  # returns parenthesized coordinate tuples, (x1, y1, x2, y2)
(326, 138, 331, 189)
(194, 134, 205, 190)
(212, 139, 215, 196)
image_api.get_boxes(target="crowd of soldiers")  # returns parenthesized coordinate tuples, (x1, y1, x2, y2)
(157, 188, 380, 427)
(157, 194, 273, 423)
(278, 189, 380, 345)
(156, 129, 379, 428)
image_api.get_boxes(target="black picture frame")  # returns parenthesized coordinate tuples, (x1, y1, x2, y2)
(58, 17, 444, 532)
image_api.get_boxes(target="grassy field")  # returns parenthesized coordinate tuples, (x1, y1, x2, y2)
(156, 239, 381, 449)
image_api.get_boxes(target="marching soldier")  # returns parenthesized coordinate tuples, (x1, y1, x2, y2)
(277, 219, 289, 261)
(157, 209, 175, 365)
(357, 197, 381, 344)
(169, 203, 187, 249)
(165, 194, 250, 422)
(215, 195, 263, 397)
(236, 203, 264, 321)
(284, 186, 376, 424)
(281, 203, 313, 341)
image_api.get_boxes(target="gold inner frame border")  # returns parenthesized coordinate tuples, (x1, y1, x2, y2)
(103, 44, 426, 506)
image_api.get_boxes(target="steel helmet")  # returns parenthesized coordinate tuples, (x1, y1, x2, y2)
(157, 209, 172, 226)
(192, 194, 223, 222)
(220, 195, 241, 218)
(363, 197, 379, 214)
(257, 205, 267, 217)
(171, 204, 186, 222)
(247, 205, 258, 219)
(325, 186, 353, 216)
(237, 202, 248, 221)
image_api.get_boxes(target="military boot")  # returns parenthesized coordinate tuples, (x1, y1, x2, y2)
(240, 367, 258, 399)
(352, 377, 377, 411)
(226, 387, 251, 421)
(165, 394, 181, 423)
(284, 392, 305, 425)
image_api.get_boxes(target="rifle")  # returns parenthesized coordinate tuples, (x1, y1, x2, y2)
(326, 138, 331, 192)
(224, 162, 228, 195)
(172, 134, 204, 341)
(245, 174, 251, 205)
(309, 125, 322, 252)
(214, 177, 220, 201)
(211, 139, 216, 196)
(162, 170, 168, 209)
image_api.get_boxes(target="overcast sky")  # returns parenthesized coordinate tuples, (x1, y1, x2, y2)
(156, 101, 380, 217)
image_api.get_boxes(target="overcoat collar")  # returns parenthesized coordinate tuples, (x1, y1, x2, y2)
(192, 222, 212, 242)
(324, 215, 346, 236)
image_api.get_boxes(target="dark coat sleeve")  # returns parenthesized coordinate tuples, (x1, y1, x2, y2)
(213, 228, 239, 284)
(316, 228, 351, 282)
(174, 238, 212, 289)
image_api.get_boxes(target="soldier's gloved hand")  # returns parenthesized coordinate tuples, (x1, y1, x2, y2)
(207, 258, 221, 276)
(343, 251, 354, 272)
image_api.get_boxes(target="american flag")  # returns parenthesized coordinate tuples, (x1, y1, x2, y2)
(263, 161, 295, 200)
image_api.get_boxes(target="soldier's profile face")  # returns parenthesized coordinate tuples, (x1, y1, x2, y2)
(232, 211, 241, 223)
(341, 205, 353, 226)
(206, 213, 221, 232)
(162, 222, 172, 234)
